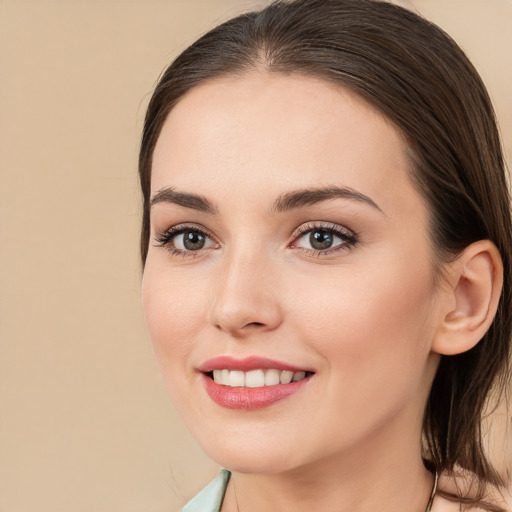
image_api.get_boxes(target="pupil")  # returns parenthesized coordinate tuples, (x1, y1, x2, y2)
(310, 230, 333, 250)
(183, 230, 205, 250)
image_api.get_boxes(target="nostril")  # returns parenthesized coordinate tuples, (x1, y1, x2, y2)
(214, 320, 266, 336)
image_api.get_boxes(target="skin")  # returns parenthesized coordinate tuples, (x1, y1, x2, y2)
(142, 72, 477, 511)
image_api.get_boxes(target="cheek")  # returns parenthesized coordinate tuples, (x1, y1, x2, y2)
(292, 256, 432, 337)
(288, 255, 435, 397)
(142, 261, 207, 374)
(280, 266, 435, 455)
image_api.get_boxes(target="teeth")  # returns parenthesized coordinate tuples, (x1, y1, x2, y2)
(229, 370, 245, 388)
(246, 369, 265, 388)
(211, 369, 309, 388)
(265, 369, 280, 386)
(280, 370, 293, 384)
(292, 371, 306, 382)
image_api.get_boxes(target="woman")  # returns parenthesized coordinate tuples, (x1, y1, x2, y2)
(139, 0, 512, 510)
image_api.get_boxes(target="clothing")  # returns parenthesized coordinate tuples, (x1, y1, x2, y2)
(182, 469, 231, 512)
(182, 468, 440, 511)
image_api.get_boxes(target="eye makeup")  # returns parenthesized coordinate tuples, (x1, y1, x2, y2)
(290, 221, 358, 257)
(154, 223, 218, 258)
(154, 220, 358, 260)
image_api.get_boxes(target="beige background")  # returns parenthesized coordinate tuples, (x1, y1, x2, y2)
(0, 1, 511, 511)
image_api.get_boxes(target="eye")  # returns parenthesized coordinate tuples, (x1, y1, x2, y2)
(291, 222, 357, 255)
(155, 225, 218, 256)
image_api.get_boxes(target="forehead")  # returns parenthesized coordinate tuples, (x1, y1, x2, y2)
(151, 72, 423, 220)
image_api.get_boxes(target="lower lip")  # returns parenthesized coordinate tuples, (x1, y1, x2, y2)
(201, 373, 312, 410)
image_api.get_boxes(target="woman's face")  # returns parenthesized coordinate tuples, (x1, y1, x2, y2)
(142, 73, 442, 473)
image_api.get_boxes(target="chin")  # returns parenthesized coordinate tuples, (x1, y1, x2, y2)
(210, 450, 299, 475)
(194, 428, 305, 475)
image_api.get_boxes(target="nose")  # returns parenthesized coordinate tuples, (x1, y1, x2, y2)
(208, 248, 283, 338)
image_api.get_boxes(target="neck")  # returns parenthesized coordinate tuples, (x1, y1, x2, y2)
(223, 412, 435, 512)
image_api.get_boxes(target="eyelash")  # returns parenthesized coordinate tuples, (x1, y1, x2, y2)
(154, 222, 357, 258)
(155, 224, 216, 259)
(291, 222, 358, 257)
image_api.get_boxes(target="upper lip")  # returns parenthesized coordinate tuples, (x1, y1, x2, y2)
(197, 356, 313, 373)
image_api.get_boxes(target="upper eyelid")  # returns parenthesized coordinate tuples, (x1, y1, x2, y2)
(156, 220, 353, 236)
(153, 224, 218, 251)
(292, 221, 356, 238)
(156, 223, 215, 239)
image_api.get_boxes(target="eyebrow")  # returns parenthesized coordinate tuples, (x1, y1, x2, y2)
(150, 185, 382, 215)
(270, 186, 383, 214)
(150, 187, 218, 214)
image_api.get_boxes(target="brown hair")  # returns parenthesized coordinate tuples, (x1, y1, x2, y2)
(139, 0, 512, 509)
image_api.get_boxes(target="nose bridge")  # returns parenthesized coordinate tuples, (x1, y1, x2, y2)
(209, 242, 282, 336)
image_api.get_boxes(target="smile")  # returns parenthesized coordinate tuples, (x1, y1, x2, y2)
(210, 369, 309, 388)
(198, 356, 315, 410)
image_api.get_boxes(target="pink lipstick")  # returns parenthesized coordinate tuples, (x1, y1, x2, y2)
(198, 356, 314, 410)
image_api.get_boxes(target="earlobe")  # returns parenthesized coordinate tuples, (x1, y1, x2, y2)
(432, 240, 503, 356)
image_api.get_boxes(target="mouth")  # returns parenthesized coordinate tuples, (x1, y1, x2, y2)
(198, 356, 315, 410)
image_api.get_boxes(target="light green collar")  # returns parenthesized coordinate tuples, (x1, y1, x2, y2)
(182, 469, 231, 512)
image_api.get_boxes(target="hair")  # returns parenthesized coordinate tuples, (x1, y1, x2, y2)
(138, 0, 512, 509)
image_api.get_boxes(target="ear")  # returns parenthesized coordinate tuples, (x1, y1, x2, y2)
(432, 240, 503, 356)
